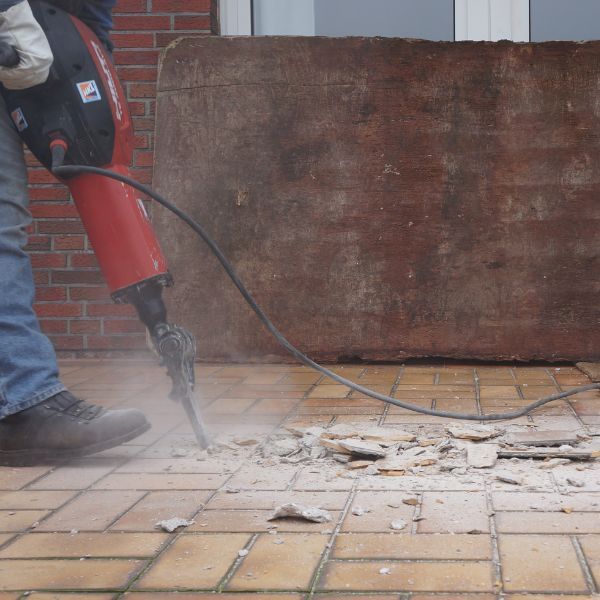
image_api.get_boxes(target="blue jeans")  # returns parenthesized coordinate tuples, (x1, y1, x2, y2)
(0, 95, 65, 419)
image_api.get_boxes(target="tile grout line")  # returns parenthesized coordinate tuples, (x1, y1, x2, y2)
(547, 367, 588, 429)
(378, 364, 404, 426)
(217, 531, 260, 591)
(306, 480, 358, 598)
(485, 479, 504, 596)
(571, 535, 598, 594)
(115, 481, 230, 597)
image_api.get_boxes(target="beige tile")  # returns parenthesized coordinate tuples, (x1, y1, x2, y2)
(0, 559, 142, 590)
(0, 467, 52, 491)
(112, 490, 208, 531)
(208, 490, 350, 511)
(37, 490, 144, 531)
(0, 510, 50, 532)
(28, 460, 120, 490)
(0, 490, 75, 510)
(333, 533, 492, 560)
(499, 534, 588, 592)
(0, 532, 167, 557)
(136, 533, 249, 590)
(341, 492, 415, 533)
(318, 561, 493, 592)
(496, 512, 600, 534)
(418, 492, 489, 533)
(93, 473, 228, 490)
(192, 509, 339, 532)
(227, 533, 328, 591)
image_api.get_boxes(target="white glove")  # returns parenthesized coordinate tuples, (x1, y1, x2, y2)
(0, 0, 53, 90)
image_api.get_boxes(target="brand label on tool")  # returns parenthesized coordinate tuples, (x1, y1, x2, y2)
(10, 107, 28, 132)
(91, 40, 123, 122)
(76, 80, 102, 104)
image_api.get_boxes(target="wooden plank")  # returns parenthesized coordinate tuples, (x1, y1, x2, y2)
(154, 37, 600, 363)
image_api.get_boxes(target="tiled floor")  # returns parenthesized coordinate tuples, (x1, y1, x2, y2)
(0, 360, 599, 598)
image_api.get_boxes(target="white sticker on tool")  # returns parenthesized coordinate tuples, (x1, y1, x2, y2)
(10, 107, 28, 132)
(76, 79, 102, 104)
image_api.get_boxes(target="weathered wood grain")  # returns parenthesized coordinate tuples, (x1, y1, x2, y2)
(153, 37, 600, 362)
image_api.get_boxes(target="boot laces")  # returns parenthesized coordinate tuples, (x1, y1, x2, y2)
(45, 392, 105, 420)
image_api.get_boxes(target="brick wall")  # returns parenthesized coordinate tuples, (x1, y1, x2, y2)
(26, 0, 219, 356)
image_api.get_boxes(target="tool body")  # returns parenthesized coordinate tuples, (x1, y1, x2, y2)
(0, 0, 209, 447)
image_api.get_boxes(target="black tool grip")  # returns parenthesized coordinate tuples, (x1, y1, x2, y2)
(0, 42, 19, 68)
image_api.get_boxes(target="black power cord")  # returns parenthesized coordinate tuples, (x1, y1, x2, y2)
(53, 163, 600, 422)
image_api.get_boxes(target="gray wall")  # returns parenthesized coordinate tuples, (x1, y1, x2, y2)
(531, 0, 600, 41)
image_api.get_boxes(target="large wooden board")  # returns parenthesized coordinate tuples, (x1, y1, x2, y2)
(154, 37, 600, 362)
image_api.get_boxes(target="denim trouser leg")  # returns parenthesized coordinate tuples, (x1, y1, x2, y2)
(0, 95, 65, 419)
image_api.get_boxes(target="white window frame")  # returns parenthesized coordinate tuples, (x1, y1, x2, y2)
(219, 0, 531, 41)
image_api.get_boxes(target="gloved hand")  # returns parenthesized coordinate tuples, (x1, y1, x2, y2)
(0, 0, 53, 89)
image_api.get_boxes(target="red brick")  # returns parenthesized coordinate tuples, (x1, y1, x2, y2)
(112, 32, 155, 48)
(25, 235, 52, 251)
(30, 204, 79, 219)
(129, 168, 153, 184)
(118, 67, 157, 82)
(87, 334, 148, 350)
(103, 319, 145, 334)
(38, 221, 86, 234)
(39, 319, 69, 334)
(153, 0, 210, 12)
(30, 253, 67, 269)
(113, 15, 170, 31)
(69, 286, 111, 301)
(70, 320, 102, 334)
(70, 254, 99, 268)
(35, 287, 67, 302)
(114, 49, 159, 65)
(133, 133, 150, 148)
(33, 271, 50, 285)
(51, 270, 105, 285)
(53, 235, 86, 250)
(29, 187, 70, 201)
(134, 151, 155, 167)
(34, 303, 82, 318)
(128, 82, 156, 98)
(173, 15, 211, 29)
(86, 303, 137, 317)
(27, 169, 59, 184)
(132, 118, 155, 131)
(48, 335, 85, 350)
(114, 0, 147, 12)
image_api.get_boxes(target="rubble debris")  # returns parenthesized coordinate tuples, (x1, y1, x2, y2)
(349, 460, 376, 470)
(379, 567, 391, 575)
(466, 444, 498, 468)
(566, 477, 585, 488)
(233, 436, 259, 446)
(402, 497, 418, 506)
(263, 438, 300, 457)
(238, 549, 249, 557)
(538, 458, 571, 470)
(495, 473, 523, 486)
(504, 430, 580, 447)
(498, 449, 599, 461)
(333, 453, 350, 464)
(155, 518, 195, 532)
(268, 503, 333, 523)
(376, 448, 437, 472)
(170, 447, 189, 457)
(390, 519, 408, 531)
(562, 507, 574, 514)
(351, 506, 368, 516)
(446, 424, 501, 441)
(364, 464, 380, 476)
(337, 438, 387, 458)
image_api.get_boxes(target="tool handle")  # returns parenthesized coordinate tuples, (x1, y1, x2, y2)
(0, 43, 19, 68)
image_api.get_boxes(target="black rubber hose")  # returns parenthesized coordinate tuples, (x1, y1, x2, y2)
(53, 164, 600, 421)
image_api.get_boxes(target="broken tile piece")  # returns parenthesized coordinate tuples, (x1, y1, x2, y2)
(337, 438, 387, 458)
(446, 424, 501, 440)
(505, 430, 580, 447)
(268, 503, 333, 523)
(155, 518, 195, 532)
(466, 444, 498, 468)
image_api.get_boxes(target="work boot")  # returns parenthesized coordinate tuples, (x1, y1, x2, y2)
(0, 390, 151, 466)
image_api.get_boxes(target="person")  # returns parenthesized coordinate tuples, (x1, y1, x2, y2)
(0, 0, 150, 465)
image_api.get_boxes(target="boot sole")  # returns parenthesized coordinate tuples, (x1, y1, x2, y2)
(0, 421, 152, 467)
